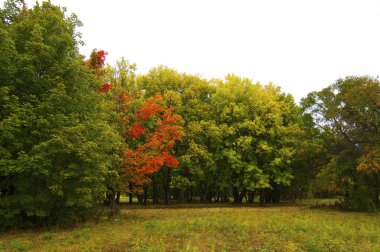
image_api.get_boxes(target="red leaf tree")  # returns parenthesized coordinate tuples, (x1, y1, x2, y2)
(87, 49, 107, 71)
(121, 94, 183, 195)
(87, 49, 183, 198)
(86, 49, 112, 93)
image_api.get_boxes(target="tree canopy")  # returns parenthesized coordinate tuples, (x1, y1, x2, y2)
(302, 76, 380, 210)
(1, 0, 379, 229)
(0, 1, 123, 227)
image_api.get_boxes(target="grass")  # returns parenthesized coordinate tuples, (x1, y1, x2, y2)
(0, 203, 379, 251)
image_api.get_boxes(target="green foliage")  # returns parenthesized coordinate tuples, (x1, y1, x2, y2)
(209, 75, 302, 202)
(132, 68, 302, 204)
(2, 0, 377, 233)
(0, 1, 123, 228)
(302, 76, 380, 211)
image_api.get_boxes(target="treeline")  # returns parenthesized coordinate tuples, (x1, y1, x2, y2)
(0, 1, 379, 228)
(108, 65, 305, 205)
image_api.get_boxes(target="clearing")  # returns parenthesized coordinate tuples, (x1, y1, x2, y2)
(0, 203, 379, 251)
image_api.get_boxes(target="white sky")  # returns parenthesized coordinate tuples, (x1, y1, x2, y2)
(5, 0, 380, 102)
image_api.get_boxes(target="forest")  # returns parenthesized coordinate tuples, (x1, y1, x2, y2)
(0, 0, 379, 234)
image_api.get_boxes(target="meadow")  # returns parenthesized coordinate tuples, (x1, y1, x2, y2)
(0, 202, 379, 252)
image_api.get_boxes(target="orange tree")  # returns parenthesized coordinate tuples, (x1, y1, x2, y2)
(121, 94, 184, 203)
(87, 50, 184, 204)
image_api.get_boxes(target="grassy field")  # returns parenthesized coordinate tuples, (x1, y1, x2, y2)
(0, 203, 379, 251)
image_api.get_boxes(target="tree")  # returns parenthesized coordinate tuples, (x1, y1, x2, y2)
(89, 55, 185, 205)
(134, 67, 303, 204)
(302, 76, 380, 211)
(209, 75, 302, 203)
(121, 94, 184, 204)
(0, 1, 123, 228)
(136, 66, 219, 203)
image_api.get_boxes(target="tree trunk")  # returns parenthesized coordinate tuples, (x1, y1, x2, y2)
(177, 189, 183, 203)
(259, 189, 265, 204)
(189, 187, 193, 203)
(137, 194, 144, 204)
(105, 188, 115, 206)
(152, 177, 159, 204)
(374, 174, 380, 206)
(238, 187, 246, 204)
(164, 168, 171, 205)
(200, 189, 204, 203)
(272, 184, 281, 203)
(115, 191, 121, 205)
(233, 187, 246, 204)
(143, 189, 148, 205)
(222, 188, 228, 203)
(129, 184, 133, 205)
(129, 193, 133, 204)
(233, 186, 239, 204)
(207, 186, 213, 203)
(215, 192, 220, 202)
(248, 191, 255, 203)
(202, 184, 211, 203)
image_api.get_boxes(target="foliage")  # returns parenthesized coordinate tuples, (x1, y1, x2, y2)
(0, 0, 123, 228)
(208, 75, 303, 203)
(302, 76, 380, 211)
(133, 68, 303, 204)
(1, 0, 378, 233)
(121, 94, 184, 195)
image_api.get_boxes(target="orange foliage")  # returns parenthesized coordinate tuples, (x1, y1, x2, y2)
(162, 151, 180, 168)
(99, 82, 112, 93)
(357, 147, 380, 174)
(136, 96, 164, 121)
(119, 92, 132, 103)
(127, 123, 144, 139)
(87, 49, 107, 69)
(86, 49, 183, 194)
(86, 49, 115, 95)
(122, 94, 184, 193)
(141, 156, 164, 174)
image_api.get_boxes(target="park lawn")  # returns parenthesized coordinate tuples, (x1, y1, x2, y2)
(0, 204, 379, 251)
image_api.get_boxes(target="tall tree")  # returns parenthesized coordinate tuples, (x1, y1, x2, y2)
(210, 75, 302, 203)
(136, 67, 218, 203)
(302, 76, 380, 210)
(121, 94, 184, 204)
(0, 1, 123, 227)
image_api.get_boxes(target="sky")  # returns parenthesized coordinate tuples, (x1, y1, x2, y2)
(4, 0, 380, 102)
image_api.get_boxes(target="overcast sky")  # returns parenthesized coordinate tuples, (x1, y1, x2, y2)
(5, 0, 380, 102)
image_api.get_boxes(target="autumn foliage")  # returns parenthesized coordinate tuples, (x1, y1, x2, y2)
(357, 147, 380, 174)
(99, 82, 113, 93)
(87, 49, 112, 93)
(121, 94, 183, 193)
(87, 49, 107, 71)
(89, 49, 183, 196)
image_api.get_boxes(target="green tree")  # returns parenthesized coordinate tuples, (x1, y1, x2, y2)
(134, 67, 302, 204)
(210, 75, 302, 203)
(302, 76, 380, 211)
(0, 1, 123, 228)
